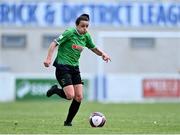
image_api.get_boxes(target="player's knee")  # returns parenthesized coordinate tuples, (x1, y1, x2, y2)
(66, 93, 74, 100)
(75, 95, 83, 102)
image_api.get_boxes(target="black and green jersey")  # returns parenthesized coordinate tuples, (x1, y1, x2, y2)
(54, 27, 96, 66)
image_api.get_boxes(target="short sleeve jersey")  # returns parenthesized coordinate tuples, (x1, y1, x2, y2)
(54, 27, 96, 66)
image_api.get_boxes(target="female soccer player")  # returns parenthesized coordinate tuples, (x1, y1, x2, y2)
(43, 14, 111, 126)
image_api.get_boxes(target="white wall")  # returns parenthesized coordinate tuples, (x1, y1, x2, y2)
(104, 74, 180, 102)
(105, 74, 143, 102)
(0, 72, 15, 102)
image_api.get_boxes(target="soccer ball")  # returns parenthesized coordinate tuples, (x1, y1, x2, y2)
(89, 112, 106, 127)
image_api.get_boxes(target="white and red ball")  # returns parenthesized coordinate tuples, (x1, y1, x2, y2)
(89, 112, 106, 127)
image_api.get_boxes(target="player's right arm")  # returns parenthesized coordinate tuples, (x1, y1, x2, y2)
(43, 41, 57, 67)
(44, 28, 72, 67)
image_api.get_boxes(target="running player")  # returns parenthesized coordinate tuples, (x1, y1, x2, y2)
(43, 13, 111, 126)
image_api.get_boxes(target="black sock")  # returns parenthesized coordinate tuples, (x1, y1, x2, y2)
(54, 88, 67, 99)
(65, 99, 81, 123)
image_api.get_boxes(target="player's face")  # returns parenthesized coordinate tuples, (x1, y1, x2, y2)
(76, 20, 89, 35)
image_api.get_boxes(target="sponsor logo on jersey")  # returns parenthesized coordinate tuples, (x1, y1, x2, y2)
(72, 44, 84, 52)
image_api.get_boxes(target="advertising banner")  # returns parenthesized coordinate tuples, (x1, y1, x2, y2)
(143, 79, 180, 98)
(0, 2, 179, 27)
(15, 78, 90, 100)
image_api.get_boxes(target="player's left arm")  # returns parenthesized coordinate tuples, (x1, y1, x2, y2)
(91, 48, 111, 63)
(85, 33, 111, 63)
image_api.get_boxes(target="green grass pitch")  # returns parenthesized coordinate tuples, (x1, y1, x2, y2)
(0, 100, 180, 134)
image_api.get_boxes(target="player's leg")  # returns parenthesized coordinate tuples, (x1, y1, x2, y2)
(47, 85, 75, 100)
(46, 84, 66, 98)
(63, 85, 75, 100)
(64, 84, 83, 126)
(64, 72, 83, 126)
(73, 84, 83, 102)
(46, 68, 73, 99)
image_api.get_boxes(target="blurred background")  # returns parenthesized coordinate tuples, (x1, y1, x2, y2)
(0, 0, 180, 102)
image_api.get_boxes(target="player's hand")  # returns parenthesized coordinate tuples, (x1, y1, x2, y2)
(44, 59, 51, 67)
(102, 53, 111, 63)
